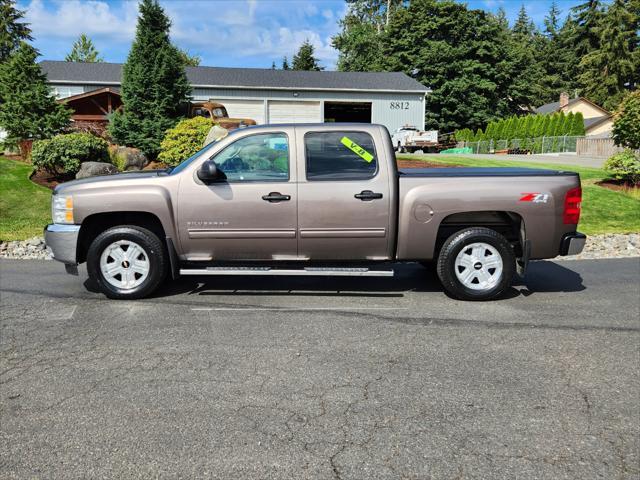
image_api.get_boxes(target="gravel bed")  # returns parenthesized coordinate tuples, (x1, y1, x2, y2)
(1, 234, 638, 262)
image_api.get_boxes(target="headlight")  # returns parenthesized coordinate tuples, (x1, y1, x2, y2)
(52, 195, 74, 224)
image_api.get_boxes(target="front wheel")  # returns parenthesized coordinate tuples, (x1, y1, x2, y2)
(436, 227, 515, 300)
(86, 225, 168, 299)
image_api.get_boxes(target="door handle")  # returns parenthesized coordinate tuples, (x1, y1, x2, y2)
(262, 192, 291, 202)
(354, 190, 383, 201)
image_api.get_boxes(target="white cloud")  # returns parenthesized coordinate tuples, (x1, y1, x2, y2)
(22, 0, 137, 40)
(20, 0, 342, 68)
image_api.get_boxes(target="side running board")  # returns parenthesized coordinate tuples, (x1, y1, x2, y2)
(179, 266, 394, 277)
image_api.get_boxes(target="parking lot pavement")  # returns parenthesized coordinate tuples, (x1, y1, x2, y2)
(1, 258, 639, 479)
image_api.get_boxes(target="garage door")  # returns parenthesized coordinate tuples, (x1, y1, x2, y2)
(268, 101, 321, 124)
(211, 99, 265, 124)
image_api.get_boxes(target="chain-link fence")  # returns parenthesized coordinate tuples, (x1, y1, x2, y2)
(460, 136, 584, 154)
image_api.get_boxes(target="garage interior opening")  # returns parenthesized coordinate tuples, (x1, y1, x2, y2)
(324, 102, 372, 123)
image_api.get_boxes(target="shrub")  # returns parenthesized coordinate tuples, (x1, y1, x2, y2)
(31, 133, 110, 175)
(108, 146, 127, 171)
(612, 91, 640, 150)
(158, 117, 214, 166)
(604, 150, 640, 185)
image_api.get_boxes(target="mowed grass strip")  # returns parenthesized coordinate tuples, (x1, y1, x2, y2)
(0, 156, 52, 241)
(397, 154, 640, 235)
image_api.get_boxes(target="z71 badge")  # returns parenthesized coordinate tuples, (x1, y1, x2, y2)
(519, 193, 549, 203)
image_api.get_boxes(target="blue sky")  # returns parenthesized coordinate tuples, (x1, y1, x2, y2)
(20, 0, 582, 70)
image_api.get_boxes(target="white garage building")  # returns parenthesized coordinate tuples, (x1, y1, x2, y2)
(41, 61, 429, 133)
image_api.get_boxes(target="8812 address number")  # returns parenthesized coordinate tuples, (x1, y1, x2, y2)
(390, 101, 410, 110)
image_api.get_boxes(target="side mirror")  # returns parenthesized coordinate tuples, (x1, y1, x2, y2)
(197, 160, 226, 183)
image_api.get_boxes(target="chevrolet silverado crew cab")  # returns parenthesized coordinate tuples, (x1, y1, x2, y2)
(45, 124, 586, 301)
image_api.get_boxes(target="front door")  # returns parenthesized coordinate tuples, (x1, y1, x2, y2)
(296, 128, 392, 260)
(177, 131, 297, 261)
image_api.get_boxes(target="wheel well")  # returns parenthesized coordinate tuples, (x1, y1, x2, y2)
(435, 211, 523, 257)
(77, 212, 166, 264)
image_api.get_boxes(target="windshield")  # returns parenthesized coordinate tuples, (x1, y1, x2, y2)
(168, 139, 221, 175)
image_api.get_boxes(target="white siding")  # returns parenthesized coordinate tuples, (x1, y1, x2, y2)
(49, 83, 427, 134)
(214, 99, 265, 124)
(267, 100, 321, 124)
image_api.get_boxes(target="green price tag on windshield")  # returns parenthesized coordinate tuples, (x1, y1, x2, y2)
(341, 136, 374, 163)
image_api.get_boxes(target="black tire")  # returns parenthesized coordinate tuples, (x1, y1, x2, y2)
(86, 225, 168, 299)
(436, 227, 515, 301)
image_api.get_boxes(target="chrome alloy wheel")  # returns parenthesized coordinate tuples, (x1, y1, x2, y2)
(99, 240, 150, 290)
(454, 242, 504, 291)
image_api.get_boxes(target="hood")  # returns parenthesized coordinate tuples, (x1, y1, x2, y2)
(54, 170, 166, 194)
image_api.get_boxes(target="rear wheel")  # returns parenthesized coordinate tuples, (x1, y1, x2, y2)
(87, 226, 168, 299)
(436, 227, 515, 300)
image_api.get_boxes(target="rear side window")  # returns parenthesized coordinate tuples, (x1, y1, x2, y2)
(305, 131, 377, 181)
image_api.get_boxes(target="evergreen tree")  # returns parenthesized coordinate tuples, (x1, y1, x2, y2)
(540, 115, 550, 137)
(292, 40, 323, 71)
(382, 0, 532, 131)
(271, 61, 276, 70)
(65, 33, 103, 62)
(570, 0, 604, 59)
(537, 4, 579, 103)
(0, 0, 32, 63)
(544, 1, 561, 36)
(108, 0, 190, 158)
(282, 56, 290, 70)
(571, 112, 586, 135)
(579, 0, 638, 110)
(0, 42, 70, 153)
(512, 5, 536, 37)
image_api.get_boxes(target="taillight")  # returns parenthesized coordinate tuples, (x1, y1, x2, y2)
(563, 187, 582, 224)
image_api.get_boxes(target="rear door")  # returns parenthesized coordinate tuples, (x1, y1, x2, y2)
(295, 127, 392, 260)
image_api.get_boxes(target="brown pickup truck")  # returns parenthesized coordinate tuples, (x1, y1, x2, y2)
(189, 101, 256, 130)
(45, 124, 585, 300)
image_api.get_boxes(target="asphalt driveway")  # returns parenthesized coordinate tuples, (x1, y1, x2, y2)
(1, 258, 639, 479)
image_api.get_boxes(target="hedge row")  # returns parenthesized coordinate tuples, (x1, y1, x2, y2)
(456, 112, 586, 143)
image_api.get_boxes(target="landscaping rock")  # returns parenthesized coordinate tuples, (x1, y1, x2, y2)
(1, 234, 639, 262)
(76, 161, 118, 179)
(115, 146, 148, 171)
(0, 237, 51, 260)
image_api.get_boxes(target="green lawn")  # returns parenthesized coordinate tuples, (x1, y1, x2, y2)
(0, 156, 52, 241)
(398, 154, 640, 235)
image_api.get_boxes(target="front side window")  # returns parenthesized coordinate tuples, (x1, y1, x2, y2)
(305, 131, 377, 181)
(212, 133, 289, 182)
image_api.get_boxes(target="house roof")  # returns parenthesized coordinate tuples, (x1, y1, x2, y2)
(40, 60, 430, 93)
(58, 87, 121, 103)
(535, 96, 610, 116)
(583, 115, 612, 130)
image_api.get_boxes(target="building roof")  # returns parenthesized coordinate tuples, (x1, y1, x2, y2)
(535, 96, 610, 116)
(534, 97, 581, 114)
(583, 115, 612, 130)
(40, 60, 429, 93)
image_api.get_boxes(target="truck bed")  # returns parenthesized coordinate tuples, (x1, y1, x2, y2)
(398, 167, 579, 177)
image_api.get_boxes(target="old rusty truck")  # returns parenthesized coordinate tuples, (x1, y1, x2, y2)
(189, 101, 257, 130)
(45, 124, 585, 300)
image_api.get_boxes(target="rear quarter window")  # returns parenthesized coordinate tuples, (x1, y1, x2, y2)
(305, 131, 377, 181)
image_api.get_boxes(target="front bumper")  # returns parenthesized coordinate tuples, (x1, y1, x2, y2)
(44, 224, 80, 264)
(560, 232, 587, 256)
